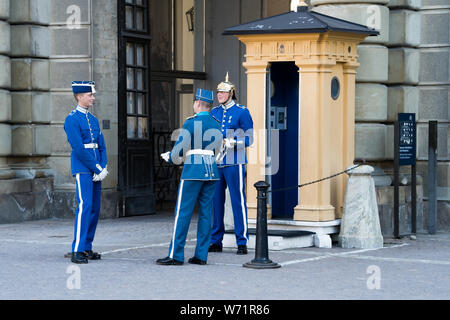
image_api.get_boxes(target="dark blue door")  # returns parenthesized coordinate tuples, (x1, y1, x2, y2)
(270, 62, 299, 218)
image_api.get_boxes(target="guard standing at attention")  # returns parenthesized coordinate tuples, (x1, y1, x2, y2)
(209, 73, 254, 255)
(64, 81, 108, 264)
(156, 89, 222, 266)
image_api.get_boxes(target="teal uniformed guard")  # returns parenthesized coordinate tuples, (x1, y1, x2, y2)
(156, 89, 222, 265)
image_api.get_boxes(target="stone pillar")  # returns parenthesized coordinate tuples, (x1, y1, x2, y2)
(243, 61, 269, 220)
(339, 165, 383, 249)
(0, 0, 15, 215)
(416, 2, 449, 223)
(294, 65, 335, 221)
(9, 0, 51, 158)
(341, 64, 358, 217)
(91, 0, 119, 192)
(0, 0, 11, 159)
(47, 0, 93, 191)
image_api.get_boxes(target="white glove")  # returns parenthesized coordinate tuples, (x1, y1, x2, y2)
(161, 151, 170, 162)
(224, 138, 236, 149)
(93, 166, 108, 182)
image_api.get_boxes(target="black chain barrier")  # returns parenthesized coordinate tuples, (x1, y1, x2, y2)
(121, 163, 365, 198)
(121, 162, 365, 196)
(267, 163, 364, 194)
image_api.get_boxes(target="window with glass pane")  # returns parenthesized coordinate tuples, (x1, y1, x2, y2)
(149, 0, 204, 72)
(149, 0, 172, 71)
(126, 42, 149, 140)
(151, 80, 174, 131)
(125, 0, 148, 32)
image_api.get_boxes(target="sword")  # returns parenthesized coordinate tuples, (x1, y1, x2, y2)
(216, 140, 229, 163)
(215, 138, 243, 163)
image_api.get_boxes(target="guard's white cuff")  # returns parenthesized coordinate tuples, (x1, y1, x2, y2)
(224, 138, 236, 149)
(161, 151, 170, 162)
(96, 167, 108, 181)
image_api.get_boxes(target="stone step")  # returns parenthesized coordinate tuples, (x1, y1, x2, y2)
(0, 178, 32, 194)
(223, 228, 315, 251)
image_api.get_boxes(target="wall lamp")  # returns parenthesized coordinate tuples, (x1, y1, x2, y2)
(185, 6, 194, 32)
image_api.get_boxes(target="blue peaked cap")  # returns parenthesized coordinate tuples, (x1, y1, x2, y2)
(72, 81, 96, 94)
(195, 88, 214, 104)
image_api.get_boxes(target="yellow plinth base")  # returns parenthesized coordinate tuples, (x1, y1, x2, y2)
(293, 205, 335, 222)
(247, 203, 272, 220)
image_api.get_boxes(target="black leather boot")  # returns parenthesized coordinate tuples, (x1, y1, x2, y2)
(208, 243, 223, 252)
(188, 256, 207, 265)
(156, 256, 183, 265)
(71, 252, 88, 264)
(85, 250, 101, 260)
(237, 245, 248, 255)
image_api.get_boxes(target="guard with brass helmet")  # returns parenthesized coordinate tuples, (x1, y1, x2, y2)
(209, 73, 254, 255)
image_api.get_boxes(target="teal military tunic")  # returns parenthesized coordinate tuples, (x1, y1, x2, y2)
(166, 111, 222, 262)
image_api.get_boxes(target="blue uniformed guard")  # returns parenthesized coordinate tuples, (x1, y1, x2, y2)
(64, 81, 108, 264)
(209, 73, 254, 255)
(156, 88, 222, 265)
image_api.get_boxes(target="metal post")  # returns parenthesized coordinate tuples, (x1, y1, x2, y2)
(428, 121, 438, 234)
(243, 181, 280, 269)
(411, 117, 417, 234)
(394, 121, 400, 238)
(411, 164, 416, 234)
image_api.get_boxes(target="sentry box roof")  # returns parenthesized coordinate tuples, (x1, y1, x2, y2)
(223, 6, 379, 36)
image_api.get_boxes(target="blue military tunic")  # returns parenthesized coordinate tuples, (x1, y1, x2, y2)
(211, 100, 253, 167)
(64, 105, 107, 253)
(209, 100, 254, 248)
(65, 106, 107, 175)
(166, 111, 222, 262)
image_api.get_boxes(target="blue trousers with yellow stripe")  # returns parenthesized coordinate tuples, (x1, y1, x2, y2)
(72, 173, 101, 253)
(211, 164, 249, 247)
(168, 179, 217, 262)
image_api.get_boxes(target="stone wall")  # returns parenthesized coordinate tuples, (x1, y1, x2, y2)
(0, 0, 55, 223)
(0, 0, 119, 223)
(387, 0, 449, 232)
(376, 185, 425, 236)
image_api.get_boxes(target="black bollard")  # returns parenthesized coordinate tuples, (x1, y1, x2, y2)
(243, 181, 280, 269)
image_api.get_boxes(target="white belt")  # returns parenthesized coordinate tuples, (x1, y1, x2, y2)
(186, 149, 214, 157)
(84, 143, 98, 149)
